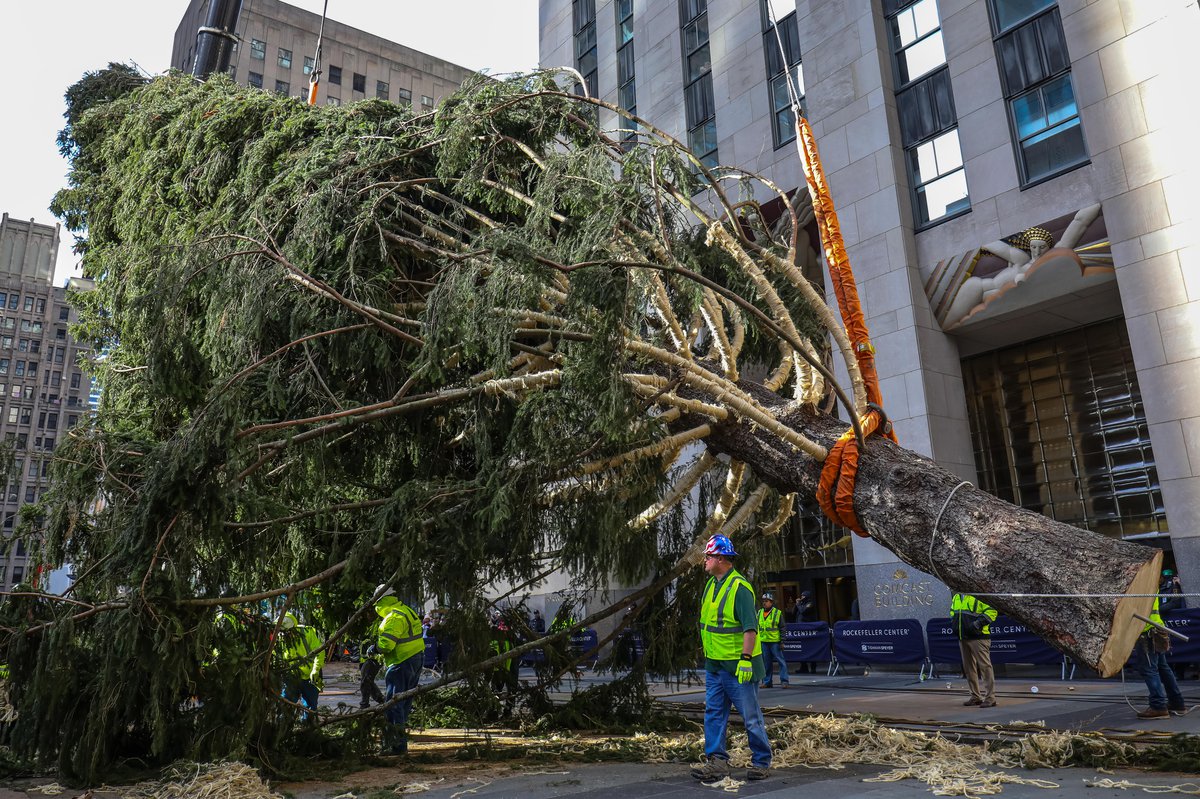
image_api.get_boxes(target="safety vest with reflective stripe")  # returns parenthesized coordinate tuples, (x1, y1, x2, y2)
(758, 606, 783, 643)
(950, 593, 996, 636)
(1143, 596, 1163, 635)
(378, 603, 424, 666)
(700, 570, 763, 661)
(279, 624, 326, 687)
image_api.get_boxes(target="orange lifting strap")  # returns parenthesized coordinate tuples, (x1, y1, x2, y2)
(793, 115, 897, 537)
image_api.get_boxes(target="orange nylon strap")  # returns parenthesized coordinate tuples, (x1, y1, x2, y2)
(795, 116, 897, 445)
(817, 410, 883, 536)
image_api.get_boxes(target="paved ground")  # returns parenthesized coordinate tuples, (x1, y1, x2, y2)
(8, 662, 1200, 798)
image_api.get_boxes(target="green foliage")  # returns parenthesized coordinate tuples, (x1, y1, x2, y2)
(11, 66, 815, 781)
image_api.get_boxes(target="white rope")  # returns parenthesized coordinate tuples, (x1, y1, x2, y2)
(928, 480, 971, 582)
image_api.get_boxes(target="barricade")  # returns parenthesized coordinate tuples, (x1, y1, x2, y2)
(1165, 609, 1200, 664)
(423, 636, 438, 669)
(569, 628, 600, 669)
(831, 619, 928, 677)
(782, 622, 831, 674)
(926, 617, 1068, 679)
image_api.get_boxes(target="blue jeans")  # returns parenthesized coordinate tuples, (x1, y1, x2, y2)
(385, 654, 423, 730)
(761, 641, 789, 686)
(704, 668, 772, 768)
(1138, 637, 1184, 710)
(282, 679, 320, 720)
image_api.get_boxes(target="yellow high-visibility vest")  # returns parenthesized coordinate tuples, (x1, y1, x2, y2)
(700, 570, 762, 660)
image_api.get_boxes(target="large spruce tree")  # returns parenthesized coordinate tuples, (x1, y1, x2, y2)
(2, 69, 1158, 779)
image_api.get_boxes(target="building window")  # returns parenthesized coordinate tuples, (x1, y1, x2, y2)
(248, 71, 263, 89)
(398, 88, 412, 106)
(29, 341, 39, 354)
(353, 73, 366, 93)
(326, 96, 341, 106)
(250, 38, 266, 60)
(989, 2, 1086, 185)
(19, 407, 30, 425)
(887, 0, 969, 226)
(6, 408, 16, 424)
(58, 307, 69, 322)
(275, 79, 290, 95)
(376, 80, 389, 99)
(762, 2, 804, 148)
(14, 362, 24, 377)
(964, 318, 1163, 539)
(70, 373, 81, 389)
(615, 0, 637, 147)
(6, 296, 16, 310)
(17, 340, 27, 353)
(22, 297, 32, 312)
(680, 0, 717, 169)
(573, 0, 598, 97)
(34, 299, 45, 314)
(1, 338, 9, 350)
(303, 56, 315, 75)
(328, 65, 342, 85)
(47, 413, 57, 428)
(278, 48, 292, 69)
(421, 95, 434, 110)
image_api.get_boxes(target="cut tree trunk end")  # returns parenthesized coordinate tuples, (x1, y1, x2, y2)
(697, 379, 1160, 677)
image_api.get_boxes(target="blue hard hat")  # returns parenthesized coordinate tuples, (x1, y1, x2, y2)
(705, 535, 737, 557)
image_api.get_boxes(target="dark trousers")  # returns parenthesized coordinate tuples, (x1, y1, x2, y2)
(360, 658, 385, 706)
(384, 654, 423, 744)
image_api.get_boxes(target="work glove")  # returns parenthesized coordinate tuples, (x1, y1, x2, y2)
(736, 658, 754, 684)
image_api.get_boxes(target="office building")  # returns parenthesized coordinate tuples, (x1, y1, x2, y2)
(172, 0, 476, 110)
(0, 215, 94, 591)
(541, 0, 1200, 622)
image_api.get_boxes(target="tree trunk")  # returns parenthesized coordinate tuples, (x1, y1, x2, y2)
(700, 379, 1160, 677)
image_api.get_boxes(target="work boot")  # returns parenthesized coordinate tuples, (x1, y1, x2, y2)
(746, 766, 769, 781)
(690, 755, 730, 782)
(962, 697, 981, 706)
(978, 700, 997, 708)
(1170, 704, 1189, 716)
(1137, 707, 1170, 719)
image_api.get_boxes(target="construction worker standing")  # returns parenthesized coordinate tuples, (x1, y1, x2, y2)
(375, 585, 424, 755)
(758, 593, 789, 689)
(278, 612, 325, 718)
(951, 592, 997, 708)
(1135, 593, 1186, 719)
(690, 535, 772, 784)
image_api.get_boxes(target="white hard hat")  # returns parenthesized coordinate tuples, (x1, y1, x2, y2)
(374, 584, 396, 600)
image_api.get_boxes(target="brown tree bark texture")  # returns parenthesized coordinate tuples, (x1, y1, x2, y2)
(700, 379, 1160, 677)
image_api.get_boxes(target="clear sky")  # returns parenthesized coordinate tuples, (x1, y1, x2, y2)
(0, 1, 540, 285)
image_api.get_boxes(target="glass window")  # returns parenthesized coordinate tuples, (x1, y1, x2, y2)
(0, 294, 6, 307)
(250, 38, 266, 60)
(275, 79, 290, 95)
(55, 328, 65, 340)
(24, 487, 35, 504)
(353, 73, 366, 93)
(17, 340, 26, 353)
(11, 385, 20, 398)
(991, 0, 1055, 31)
(326, 96, 341, 106)
(14, 362, 24, 377)
(58, 307, 69, 321)
(248, 72, 263, 89)
(376, 80, 389, 99)
(7, 296, 17, 310)
(398, 88, 412, 105)
(1011, 73, 1086, 182)
(22, 297, 32, 312)
(421, 95, 434, 109)
(688, 119, 719, 169)
(70, 373, 81, 389)
(35, 299, 45, 314)
(29, 341, 39, 354)
(19, 407, 30, 425)
(303, 56, 315, 75)
(16, 434, 26, 450)
(278, 48, 292, 69)
(328, 65, 342, 85)
(617, 0, 634, 43)
(910, 130, 970, 223)
(47, 413, 57, 428)
(6, 408, 16, 424)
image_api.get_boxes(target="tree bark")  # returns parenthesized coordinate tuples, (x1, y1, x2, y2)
(699, 379, 1160, 678)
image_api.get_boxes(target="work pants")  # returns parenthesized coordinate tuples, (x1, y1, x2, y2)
(959, 637, 994, 704)
(703, 668, 772, 769)
(760, 641, 789, 686)
(1138, 637, 1185, 710)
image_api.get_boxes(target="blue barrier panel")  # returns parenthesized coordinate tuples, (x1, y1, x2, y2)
(423, 636, 438, 668)
(833, 619, 926, 664)
(782, 622, 831, 663)
(926, 617, 1061, 664)
(569, 629, 600, 666)
(520, 648, 546, 665)
(1165, 610, 1200, 663)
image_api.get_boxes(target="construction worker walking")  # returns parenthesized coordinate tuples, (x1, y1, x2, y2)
(690, 535, 772, 784)
(375, 585, 425, 755)
(758, 593, 789, 689)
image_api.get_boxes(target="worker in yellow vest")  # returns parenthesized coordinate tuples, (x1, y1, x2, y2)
(951, 592, 997, 708)
(375, 584, 424, 755)
(1135, 595, 1186, 719)
(690, 535, 772, 784)
(758, 592, 789, 689)
(277, 612, 325, 718)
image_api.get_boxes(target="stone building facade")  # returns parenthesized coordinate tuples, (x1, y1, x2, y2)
(172, 0, 476, 110)
(0, 215, 94, 591)
(540, 0, 1200, 624)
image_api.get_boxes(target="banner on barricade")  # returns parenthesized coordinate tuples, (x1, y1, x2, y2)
(782, 622, 831, 663)
(423, 636, 438, 668)
(569, 629, 600, 665)
(1163, 610, 1200, 664)
(833, 619, 926, 664)
(926, 617, 1061, 664)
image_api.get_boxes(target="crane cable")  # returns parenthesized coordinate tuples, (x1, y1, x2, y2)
(764, 5, 896, 538)
(306, 0, 330, 105)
